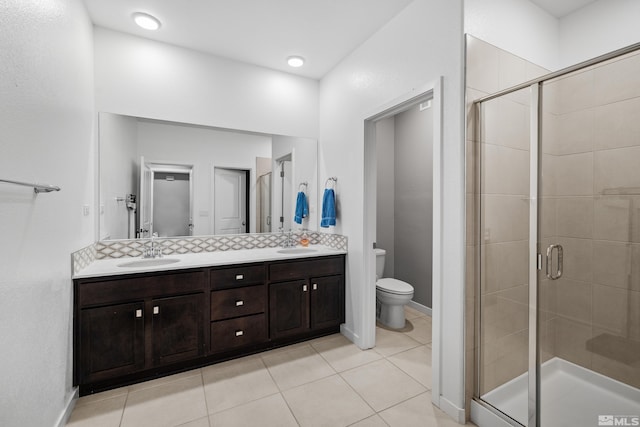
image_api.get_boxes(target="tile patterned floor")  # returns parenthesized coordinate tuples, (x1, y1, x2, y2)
(67, 306, 475, 427)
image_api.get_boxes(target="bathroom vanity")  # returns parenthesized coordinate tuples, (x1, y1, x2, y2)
(73, 249, 345, 395)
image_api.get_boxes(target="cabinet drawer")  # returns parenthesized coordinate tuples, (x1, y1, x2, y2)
(210, 264, 265, 289)
(211, 285, 267, 321)
(210, 314, 268, 352)
(269, 256, 343, 282)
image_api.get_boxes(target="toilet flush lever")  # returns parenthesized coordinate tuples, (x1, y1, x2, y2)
(546, 244, 563, 280)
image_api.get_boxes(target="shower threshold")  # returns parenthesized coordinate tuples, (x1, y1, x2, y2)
(480, 357, 640, 426)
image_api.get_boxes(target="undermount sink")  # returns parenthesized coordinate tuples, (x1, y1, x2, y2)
(117, 258, 180, 268)
(277, 248, 318, 254)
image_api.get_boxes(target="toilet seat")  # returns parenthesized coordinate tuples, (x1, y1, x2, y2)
(376, 278, 413, 295)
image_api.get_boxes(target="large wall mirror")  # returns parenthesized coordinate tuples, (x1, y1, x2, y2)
(98, 112, 318, 241)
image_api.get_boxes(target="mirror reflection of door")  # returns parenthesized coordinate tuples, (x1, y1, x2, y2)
(138, 158, 194, 238)
(257, 172, 272, 233)
(214, 168, 249, 234)
(153, 172, 191, 237)
(274, 157, 292, 231)
(138, 156, 153, 238)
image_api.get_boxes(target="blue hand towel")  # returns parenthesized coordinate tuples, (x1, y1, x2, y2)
(321, 188, 336, 228)
(294, 191, 308, 224)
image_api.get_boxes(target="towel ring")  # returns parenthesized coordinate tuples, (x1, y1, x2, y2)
(325, 177, 337, 189)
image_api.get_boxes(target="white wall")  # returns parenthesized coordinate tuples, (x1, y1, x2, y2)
(559, 0, 640, 68)
(464, 0, 560, 70)
(136, 120, 272, 235)
(99, 113, 138, 239)
(94, 27, 319, 138)
(465, 0, 640, 74)
(319, 0, 465, 418)
(0, 1, 95, 426)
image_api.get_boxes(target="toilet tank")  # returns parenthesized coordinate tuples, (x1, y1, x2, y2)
(374, 248, 386, 279)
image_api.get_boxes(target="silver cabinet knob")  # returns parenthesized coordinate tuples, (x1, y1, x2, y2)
(312, 283, 318, 290)
(303, 284, 308, 292)
(235, 330, 244, 337)
(153, 306, 159, 315)
(235, 274, 244, 280)
(135, 309, 143, 318)
(235, 300, 244, 306)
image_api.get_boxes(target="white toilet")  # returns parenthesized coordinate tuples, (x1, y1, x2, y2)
(375, 248, 414, 329)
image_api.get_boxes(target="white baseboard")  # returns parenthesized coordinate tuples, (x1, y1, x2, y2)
(408, 300, 432, 316)
(340, 324, 362, 346)
(55, 387, 78, 427)
(438, 395, 466, 424)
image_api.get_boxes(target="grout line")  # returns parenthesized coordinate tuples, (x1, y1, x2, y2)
(275, 391, 302, 427)
(118, 390, 128, 427)
(203, 357, 282, 416)
(386, 345, 432, 390)
(196, 371, 213, 427)
(337, 368, 380, 417)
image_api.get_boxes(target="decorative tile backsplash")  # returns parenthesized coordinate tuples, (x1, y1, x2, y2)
(71, 244, 97, 275)
(71, 232, 347, 275)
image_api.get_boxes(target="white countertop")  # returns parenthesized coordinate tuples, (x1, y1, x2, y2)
(74, 245, 346, 279)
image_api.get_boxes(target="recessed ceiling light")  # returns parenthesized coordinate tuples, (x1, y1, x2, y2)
(287, 56, 305, 68)
(133, 12, 161, 31)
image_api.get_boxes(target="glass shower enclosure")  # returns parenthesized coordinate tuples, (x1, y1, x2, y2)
(472, 43, 640, 426)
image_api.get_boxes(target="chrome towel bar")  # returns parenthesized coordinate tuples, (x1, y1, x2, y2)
(0, 178, 61, 194)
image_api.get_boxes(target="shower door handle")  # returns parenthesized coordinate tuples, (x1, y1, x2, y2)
(546, 244, 563, 280)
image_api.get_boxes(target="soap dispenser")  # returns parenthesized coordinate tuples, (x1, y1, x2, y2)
(300, 230, 309, 247)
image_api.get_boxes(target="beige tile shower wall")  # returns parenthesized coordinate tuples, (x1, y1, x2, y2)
(543, 50, 640, 389)
(465, 35, 551, 402)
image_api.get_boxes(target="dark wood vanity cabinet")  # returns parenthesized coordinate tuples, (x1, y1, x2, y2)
(209, 264, 269, 353)
(74, 270, 207, 387)
(269, 256, 345, 340)
(74, 254, 344, 394)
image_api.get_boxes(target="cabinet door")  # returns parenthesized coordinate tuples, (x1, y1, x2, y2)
(269, 280, 310, 339)
(152, 293, 204, 366)
(310, 275, 344, 331)
(80, 302, 145, 383)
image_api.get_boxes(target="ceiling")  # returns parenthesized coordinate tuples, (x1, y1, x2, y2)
(529, 0, 599, 18)
(82, 0, 414, 80)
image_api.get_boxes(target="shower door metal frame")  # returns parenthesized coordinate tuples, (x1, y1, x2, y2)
(472, 40, 640, 427)
(472, 85, 540, 427)
(527, 82, 540, 427)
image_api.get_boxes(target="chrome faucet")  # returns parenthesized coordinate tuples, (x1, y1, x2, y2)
(143, 233, 163, 258)
(281, 229, 296, 248)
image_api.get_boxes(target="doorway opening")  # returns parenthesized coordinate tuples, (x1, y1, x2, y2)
(138, 158, 194, 238)
(363, 79, 443, 399)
